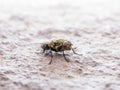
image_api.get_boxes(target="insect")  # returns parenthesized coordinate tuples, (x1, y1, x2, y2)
(41, 38, 81, 64)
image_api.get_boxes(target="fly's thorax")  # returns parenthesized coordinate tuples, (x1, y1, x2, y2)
(49, 39, 63, 47)
(48, 41, 61, 51)
(48, 39, 72, 51)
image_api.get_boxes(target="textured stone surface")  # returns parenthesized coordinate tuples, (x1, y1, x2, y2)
(0, 0, 120, 90)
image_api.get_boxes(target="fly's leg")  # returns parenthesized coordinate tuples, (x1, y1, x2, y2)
(48, 50, 53, 64)
(72, 48, 82, 56)
(43, 48, 49, 56)
(63, 51, 70, 62)
(43, 49, 46, 53)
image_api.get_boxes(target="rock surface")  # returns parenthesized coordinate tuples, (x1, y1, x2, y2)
(0, 0, 120, 90)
